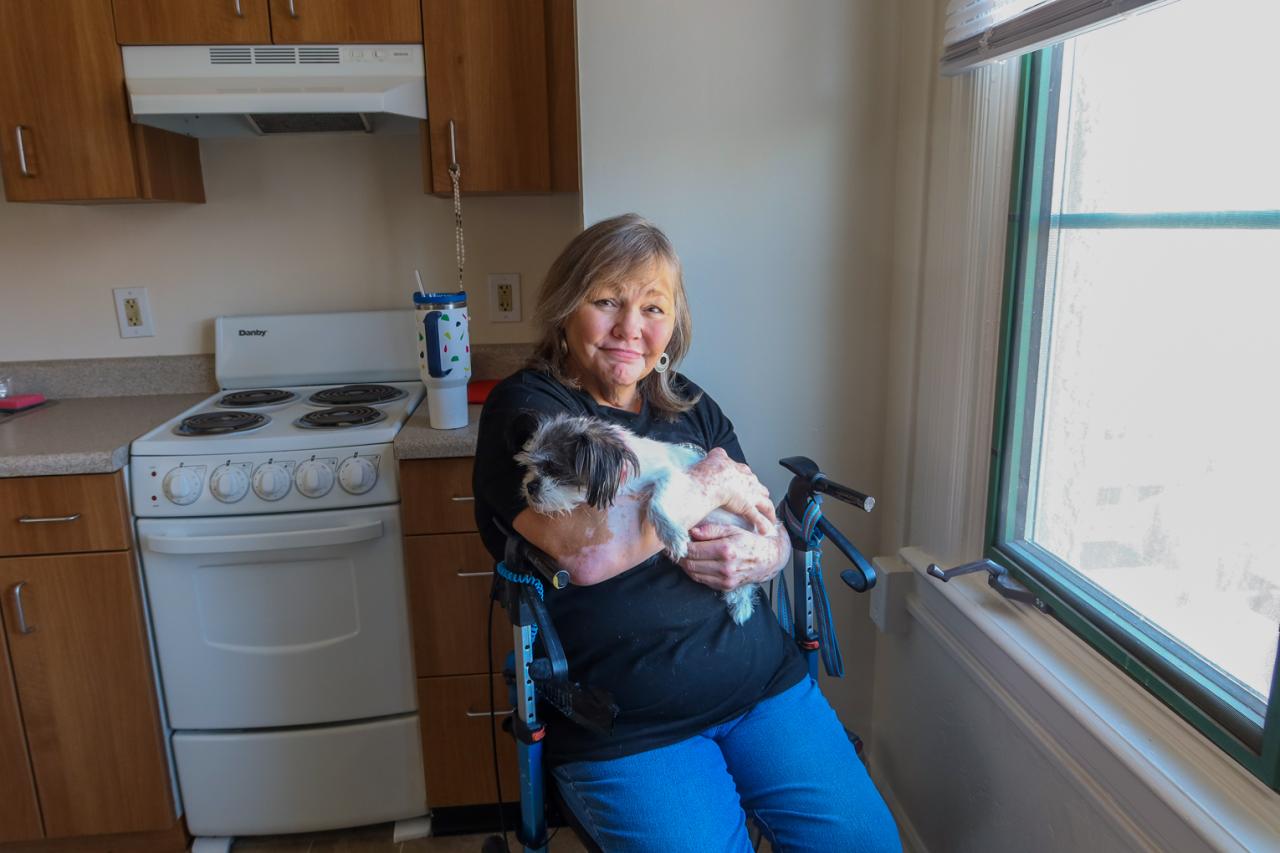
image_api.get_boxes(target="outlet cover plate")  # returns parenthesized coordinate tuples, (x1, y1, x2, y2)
(113, 287, 156, 338)
(488, 273, 521, 323)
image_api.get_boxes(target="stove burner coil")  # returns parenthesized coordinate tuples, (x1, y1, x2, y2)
(296, 406, 387, 430)
(308, 384, 407, 406)
(218, 389, 297, 408)
(174, 411, 270, 436)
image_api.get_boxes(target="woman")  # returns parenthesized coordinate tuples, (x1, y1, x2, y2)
(473, 214, 899, 852)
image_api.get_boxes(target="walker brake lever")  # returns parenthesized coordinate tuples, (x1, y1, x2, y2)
(816, 516, 876, 592)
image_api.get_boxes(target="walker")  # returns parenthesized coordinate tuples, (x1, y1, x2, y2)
(483, 456, 878, 852)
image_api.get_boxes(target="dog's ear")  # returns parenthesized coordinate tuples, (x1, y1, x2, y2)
(575, 426, 640, 509)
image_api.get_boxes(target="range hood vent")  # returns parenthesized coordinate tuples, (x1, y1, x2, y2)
(123, 44, 426, 138)
(209, 46, 342, 65)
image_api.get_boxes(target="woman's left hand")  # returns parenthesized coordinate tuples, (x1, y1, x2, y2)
(678, 521, 790, 592)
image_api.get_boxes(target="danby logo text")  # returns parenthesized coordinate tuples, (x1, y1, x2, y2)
(238, 329, 268, 337)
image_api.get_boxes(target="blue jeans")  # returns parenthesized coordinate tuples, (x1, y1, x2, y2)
(551, 677, 901, 852)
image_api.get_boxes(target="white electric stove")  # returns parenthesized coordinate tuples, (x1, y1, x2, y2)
(130, 311, 430, 851)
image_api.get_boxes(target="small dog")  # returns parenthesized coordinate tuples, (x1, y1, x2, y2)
(516, 413, 761, 624)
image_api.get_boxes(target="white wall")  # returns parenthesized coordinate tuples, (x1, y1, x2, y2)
(0, 133, 581, 361)
(576, 0, 899, 733)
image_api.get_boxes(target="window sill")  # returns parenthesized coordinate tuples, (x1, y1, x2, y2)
(897, 545, 1280, 852)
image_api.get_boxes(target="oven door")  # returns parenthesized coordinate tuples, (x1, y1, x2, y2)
(137, 504, 416, 730)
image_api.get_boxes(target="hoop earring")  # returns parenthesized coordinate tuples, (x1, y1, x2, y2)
(654, 353, 671, 374)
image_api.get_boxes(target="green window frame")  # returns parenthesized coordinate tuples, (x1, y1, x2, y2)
(987, 46, 1280, 791)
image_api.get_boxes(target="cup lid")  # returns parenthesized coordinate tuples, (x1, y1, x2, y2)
(414, 291, 467, 306)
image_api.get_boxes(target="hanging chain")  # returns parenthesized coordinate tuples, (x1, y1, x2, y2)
(450, 163, 465, 290)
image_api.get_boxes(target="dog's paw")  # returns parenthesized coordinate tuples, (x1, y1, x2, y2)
(661, 527, 691, 561)
(724, 585, 757, 625)
(646, 501, 690, 560)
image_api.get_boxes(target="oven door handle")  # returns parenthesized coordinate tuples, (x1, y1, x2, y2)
(141, 520, 384, 555)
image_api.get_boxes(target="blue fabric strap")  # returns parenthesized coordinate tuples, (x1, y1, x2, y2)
(496, 560, 544, 642)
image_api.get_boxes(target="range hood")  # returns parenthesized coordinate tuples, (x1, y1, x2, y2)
(123, 45, 427, 138)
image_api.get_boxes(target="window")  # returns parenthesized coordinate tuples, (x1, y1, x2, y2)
(990, 0, 1280, 789)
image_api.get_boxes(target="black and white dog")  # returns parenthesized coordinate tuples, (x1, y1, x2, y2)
(515, 413, 760, 624)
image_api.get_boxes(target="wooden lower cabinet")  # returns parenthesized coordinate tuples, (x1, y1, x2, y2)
(402, 456, 525, 808)
(0, 622, 41, 844)
(418, 674, 519, 807)
(0, 472, 131, 557)
(0, 551, 173, 839)
(404, 532, 512, 677)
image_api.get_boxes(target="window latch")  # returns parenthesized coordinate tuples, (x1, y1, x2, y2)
(927, 559, 1053, 615)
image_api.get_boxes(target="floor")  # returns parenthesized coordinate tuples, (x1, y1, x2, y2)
(228, 822, 589, 852)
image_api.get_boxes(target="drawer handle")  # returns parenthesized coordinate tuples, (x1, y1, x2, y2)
(465, 708, 514, 718)
(456, 570, 493, 578)
(233, 0, 244, 17)
(18, 513, 81, 524)
(288, 0, 299, 17)
(451, 495, 475, 502)
(10, 582, 34, 635)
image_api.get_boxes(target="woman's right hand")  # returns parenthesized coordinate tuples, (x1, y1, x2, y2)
(691, 448, 776, 534)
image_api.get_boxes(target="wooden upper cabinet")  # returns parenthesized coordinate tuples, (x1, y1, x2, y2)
(113, 0, 272, 45)
(422, 0, 578, 195)
(0, 0, 204, 204)
(0, 552, 174, 838)
(268, 0, 422, 43)
(0, 625, 41, 845)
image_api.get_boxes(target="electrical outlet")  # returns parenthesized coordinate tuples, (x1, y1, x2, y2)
(488, 273, 521, 322)
(113, 287, 155, 338)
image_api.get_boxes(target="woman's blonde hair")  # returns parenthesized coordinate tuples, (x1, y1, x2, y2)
(529, 213, 698, 419)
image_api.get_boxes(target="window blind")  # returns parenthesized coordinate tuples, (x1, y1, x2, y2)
(941, 0, 1177, 75)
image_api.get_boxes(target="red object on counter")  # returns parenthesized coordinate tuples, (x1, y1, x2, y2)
(467, 380, 499, 405)
(0, 393, 46, 412)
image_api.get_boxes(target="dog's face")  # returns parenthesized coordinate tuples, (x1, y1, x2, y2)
(516, 415, 640, 514)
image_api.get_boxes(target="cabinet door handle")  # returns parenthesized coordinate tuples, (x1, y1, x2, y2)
(10, 582, 34, 635)
(233, 0, 244, 17)
(18, 513, 81, 524)
(450, 495, 474, 502)
(15, 126, 34, 177)
(288, 0, 299, 17)
(456, 570, 493, 578)
(447, 119, 459, 171)
(465, 708, 513, 718)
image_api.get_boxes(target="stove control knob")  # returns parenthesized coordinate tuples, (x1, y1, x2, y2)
(338, 456, 378, 495)
(252, 463, 292, 501)
(162, 467, 203, 506)
(295, 460, 335, 498)
(210, 466, 250, 503)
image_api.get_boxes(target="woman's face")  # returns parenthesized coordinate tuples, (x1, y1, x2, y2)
(563, 259, 677, 407)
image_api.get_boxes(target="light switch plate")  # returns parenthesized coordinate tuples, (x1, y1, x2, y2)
(113, 287, 156, 338)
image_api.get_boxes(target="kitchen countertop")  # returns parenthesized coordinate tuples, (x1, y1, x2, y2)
(0, 394, 209, 478)
(393, 403, 482, 460)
